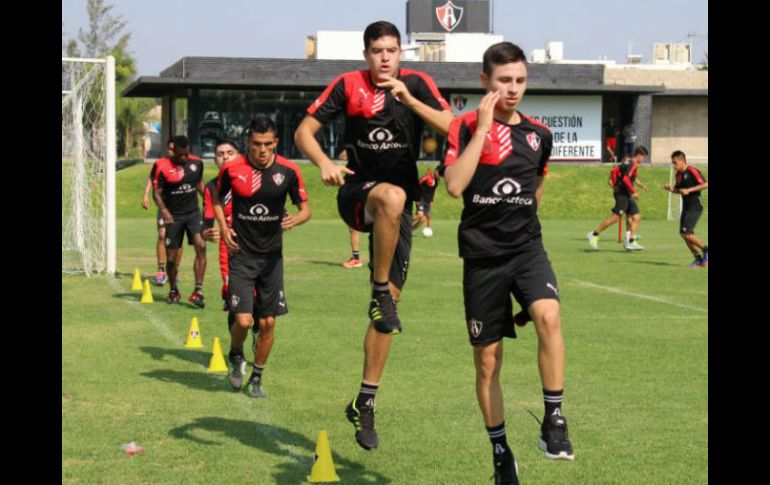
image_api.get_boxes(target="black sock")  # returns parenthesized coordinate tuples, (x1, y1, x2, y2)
(372, 281, 389, 298)
(544, 389, 564, 416)
(352, 251, 360, 260)
(195, 283, 203, 292)
(229, 348, 243, 359)
(250, 364, 264, 381)
(158, 264, 165, 271)
(355, 382, 378, 408)
(592, 231, 599, 236)
(486, 422, 512, 459)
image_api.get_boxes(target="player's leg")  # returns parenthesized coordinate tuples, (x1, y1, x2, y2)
(186, 215, 207, 307)
(163, 218, 185, 303)
(588, 198, 623, 249)
(226, 253, 258, 391)
(515, 245, 573, 461)
(155, 211, 168, 285)
(625, 202, 643, 250)
(465, 256, 519, 484)
(343, 227, 363, 268)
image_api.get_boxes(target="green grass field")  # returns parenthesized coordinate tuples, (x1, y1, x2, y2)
(62, 163, 707, 484)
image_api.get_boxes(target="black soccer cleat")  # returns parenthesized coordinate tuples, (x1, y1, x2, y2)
(493, 453, 520, 485)
(538, 409, 575, 460)
(369, 293, 402, 335)
(345, 399, 379, 450)
(246, 375, 266, 398)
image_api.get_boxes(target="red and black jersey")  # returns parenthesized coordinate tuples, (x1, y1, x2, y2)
(610, 158, 638, 196)
(675, 165, 707, 211)
(216, 154, 308, 255)
(202, 177, 232, 229)
(444, 111, 553, 258)
(308, 68, 450, 202)
(418, 172, 439, 204)
(152, 155, 204, 215)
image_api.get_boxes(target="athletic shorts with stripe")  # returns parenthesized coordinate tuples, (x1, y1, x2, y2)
(338, 181, 413, 291)
(164, 211, 203, 249)
(463, 238, 560, 346)
(228, 251, 288, 317)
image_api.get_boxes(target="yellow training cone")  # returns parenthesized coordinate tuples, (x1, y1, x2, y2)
(131, 268, 143, 291)
(185, 317, 204, 348)
(140, 279, 154, 303)
(308, 430, 340, 483)
(208, 337, 228, 372)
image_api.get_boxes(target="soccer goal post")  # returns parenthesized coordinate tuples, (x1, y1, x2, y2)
(666, 164, 682, 222)
(62, 56, 116, 276)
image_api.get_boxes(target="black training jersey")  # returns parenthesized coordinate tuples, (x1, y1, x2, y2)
(611, 158, 638, 196)
(153, 156, 204, 215)
(216, 154, 308, 255)
(308, 68, 449, 202)
(444, 111, 552, 259)
(675, 165, 707, 211)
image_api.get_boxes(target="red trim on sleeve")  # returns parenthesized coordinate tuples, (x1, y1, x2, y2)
(307, 73, 346, 115)
(519, 113, 550, 131)
(152, 158, 170, 189)
(275, 155, 309, 202)
(203, 183, 215, 219)
(445, 113, 476, 167)
(400, 68, 450, 110)
(688, 165, 705, 184)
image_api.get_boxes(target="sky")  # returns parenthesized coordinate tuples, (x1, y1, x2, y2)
(62, 0, 708, 76)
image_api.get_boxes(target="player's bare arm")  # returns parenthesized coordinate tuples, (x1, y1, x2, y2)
(294, 116, 354, 186)
(153, 187, 174, 224)
(445, 91, 501, 197)
(141, 178, 152, 209)
(212, 189, 239, 253)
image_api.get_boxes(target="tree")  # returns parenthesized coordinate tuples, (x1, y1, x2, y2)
(77, 0, 129, 58)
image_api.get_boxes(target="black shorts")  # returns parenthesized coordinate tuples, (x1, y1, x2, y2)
(156, 209, 165, 229)
(462, 239, 559, 346)
(679, 209, 702, 234)
(338, 181, 413, 290)
(165, 212, 203, 249)
(611, 193, 639, 216)
(228, 251, 287, 317)
(418, 199, 432, 216)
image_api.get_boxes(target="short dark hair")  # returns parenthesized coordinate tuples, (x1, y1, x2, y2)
(246, 116, 277, 137)
(216, 138, 240, 152)
(172, 135, 189, 148)
(364, 21, 401, 49)
(483, 42, 527, 75)
(671, 150, 687, 161)
(633, 146, 649, 156)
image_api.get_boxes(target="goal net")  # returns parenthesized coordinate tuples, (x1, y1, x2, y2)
(62, 57, 116, 275)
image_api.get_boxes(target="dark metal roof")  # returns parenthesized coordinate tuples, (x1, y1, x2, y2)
(653, 89, 709, 97)
(123, 56, 661, 98)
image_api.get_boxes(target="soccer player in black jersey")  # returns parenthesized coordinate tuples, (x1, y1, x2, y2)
(442, 42, 574, 485)
(295, 20, 453, 451)
(152, 135, 208, 307)
(663, 150, 709, 267)
(214, 117, 310, 399)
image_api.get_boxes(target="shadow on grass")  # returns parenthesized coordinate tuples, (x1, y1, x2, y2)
(110, 291, 201, 309)
(140, 346, 210, 367)
(140, 369, 233, 393)
(170, 417, 391, 485)
(304, 259, 350, 268)
(626, 260, 679, 267)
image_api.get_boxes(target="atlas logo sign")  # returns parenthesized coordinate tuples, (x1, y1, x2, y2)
(238, 203, 280, 222)
(472, 177, 533, 206)
(436, 1, 464, 32)
(357, 127, 407, 151)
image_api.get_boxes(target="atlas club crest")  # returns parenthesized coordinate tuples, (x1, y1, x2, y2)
(436, 1, 464, 32)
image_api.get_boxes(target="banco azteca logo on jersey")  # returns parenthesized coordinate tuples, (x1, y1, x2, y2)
(436, 1, 464, 32)
(171, 183, 195, 195)
(357, 127, 407, 151)
(492, 178, 522, 196)
(472, 177, 533, 206)
(239, 203, 280, 222)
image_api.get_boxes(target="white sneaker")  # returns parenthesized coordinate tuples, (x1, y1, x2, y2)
(624, 240, 644, 251)
(587, 232, 598, 250)
(422, 227, 434, 238)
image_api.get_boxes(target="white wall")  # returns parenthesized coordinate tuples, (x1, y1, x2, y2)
(444, 33, 503, 62)
(316, 31, 364, 60)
